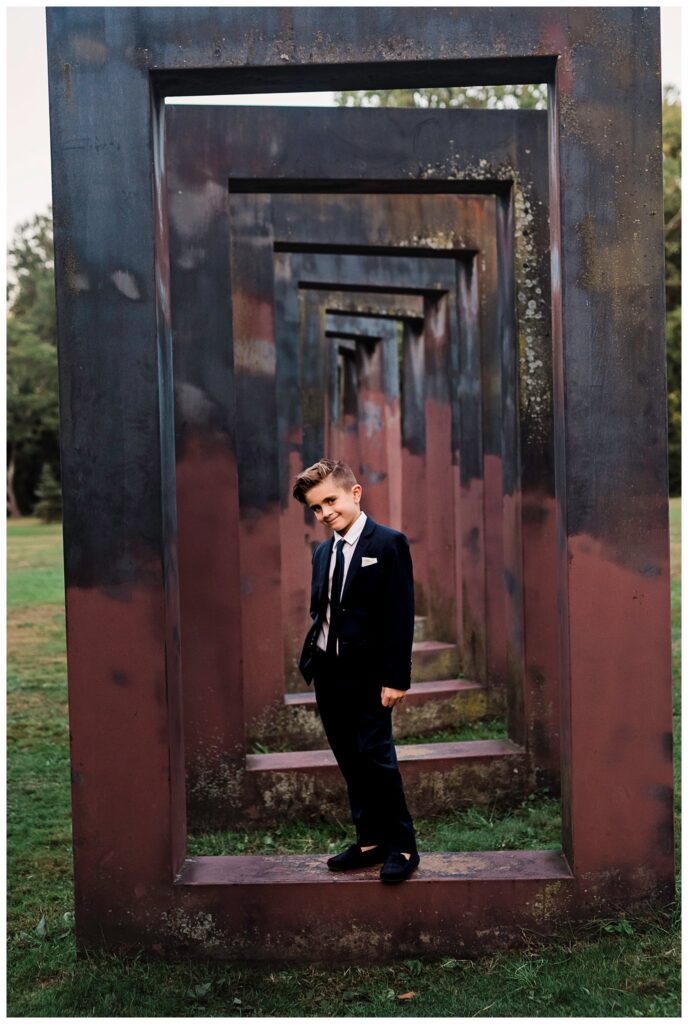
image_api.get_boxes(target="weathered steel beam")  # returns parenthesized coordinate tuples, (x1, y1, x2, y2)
(170, 848, 574, 963)
(244, 737, 530, 823)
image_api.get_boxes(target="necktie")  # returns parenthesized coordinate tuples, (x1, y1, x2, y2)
(326, 538, 345, 656)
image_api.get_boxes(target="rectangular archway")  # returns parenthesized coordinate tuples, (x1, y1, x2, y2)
(46, 8, 673, 960)
(165, 102, 553, 814)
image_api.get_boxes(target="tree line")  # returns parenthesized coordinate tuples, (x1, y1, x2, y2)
(6, 85, 681, 519)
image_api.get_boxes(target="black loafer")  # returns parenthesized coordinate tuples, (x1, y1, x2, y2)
(327, 843, 388, 871)
(379, 850, 420, 883)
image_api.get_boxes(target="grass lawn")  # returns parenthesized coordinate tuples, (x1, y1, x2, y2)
(6, 504, 681, 1016)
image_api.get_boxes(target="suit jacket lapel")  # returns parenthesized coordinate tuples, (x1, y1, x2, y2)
(316, 535, 335, 614)
(339, 515, 376, 606)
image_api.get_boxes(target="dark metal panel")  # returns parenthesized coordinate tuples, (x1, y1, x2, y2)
(422, 293, 459, 643)
(226, 192, 286, 741)
(455, 259, 485, 682)
(49, 5, 563, 92)
(400, 317, 429, 620)
(475, 206, 510, 706)
(168, 124, 245, 789)
(496, 191, 525, 751)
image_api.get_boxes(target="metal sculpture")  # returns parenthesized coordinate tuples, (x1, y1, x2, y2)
(46, 8, 673, 962)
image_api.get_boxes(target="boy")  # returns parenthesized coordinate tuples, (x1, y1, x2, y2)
(292, 458, 420, 883)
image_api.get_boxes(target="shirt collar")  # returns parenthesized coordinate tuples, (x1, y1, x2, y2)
(335, 509, 367, 547)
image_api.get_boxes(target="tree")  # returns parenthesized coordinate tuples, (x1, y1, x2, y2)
(6, 209, 60, 516)
(336, 84, 547, 110)
(33, 463, 62, 524)
(336, 83, 681, 495)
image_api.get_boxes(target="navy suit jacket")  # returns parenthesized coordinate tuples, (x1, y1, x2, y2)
(298, 514, 415, 690)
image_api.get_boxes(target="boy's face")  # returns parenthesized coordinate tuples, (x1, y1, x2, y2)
(305, 475, 362, 536)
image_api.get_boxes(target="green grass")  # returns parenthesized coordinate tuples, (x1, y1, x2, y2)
(247, 715, 510, 754)
(7, 506, 681, 1016)
(397, 715, 508, 744)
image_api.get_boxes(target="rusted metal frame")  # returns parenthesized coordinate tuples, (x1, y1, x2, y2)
(220, 193, 490, 753)
(198, 188, 506, 841)
(325, 291, 425, 320)
(303, 282, 458, 663)
(166, 107, 549, 829)
(321, 295, 461, 652)
(301, 282, 459, 646)
(243, 732, 530, 831)
(324, 314, 403, 529)
(200, 99, 555, 768)
(324, 304, 425, 564)
(330, 338, 361, 485)
(323, 296, 423, 486)
(46, 7, 671, 960)
(269, 191, 501, 681)
(167, 104, 551, 811)
(274, 255, 459, 691)
(276, 240, 478, 697)
(272, 191, 501, 684)
(163, 108, 516, 811)
(323, 299, 423, 531)
(268, 235, 548, 770)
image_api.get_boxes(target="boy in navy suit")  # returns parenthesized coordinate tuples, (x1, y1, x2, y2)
(292, 458, 420, 883)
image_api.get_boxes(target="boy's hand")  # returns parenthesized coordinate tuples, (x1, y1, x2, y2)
(381, 686, 408, 708)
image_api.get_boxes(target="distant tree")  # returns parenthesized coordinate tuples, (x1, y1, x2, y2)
(6, 209, 60, 516)
(33, 463, 62, 523)
(337, 83, 681, 495)
(336, 83, 547, 110)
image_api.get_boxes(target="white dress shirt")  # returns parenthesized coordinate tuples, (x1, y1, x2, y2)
(316, 510, 368, 654)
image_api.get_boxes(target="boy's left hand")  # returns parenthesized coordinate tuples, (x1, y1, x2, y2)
(381, 686, 408, 708)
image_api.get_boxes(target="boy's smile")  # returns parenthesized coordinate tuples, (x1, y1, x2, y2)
(305, 475, 363, 536)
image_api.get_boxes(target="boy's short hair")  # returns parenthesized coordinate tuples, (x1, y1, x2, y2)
(292, 458, 359, 505)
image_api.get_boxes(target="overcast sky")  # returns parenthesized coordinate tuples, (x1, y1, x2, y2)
(5, 5, 684, 247)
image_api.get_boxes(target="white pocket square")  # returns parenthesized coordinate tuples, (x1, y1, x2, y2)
(361, 556, 378, 566)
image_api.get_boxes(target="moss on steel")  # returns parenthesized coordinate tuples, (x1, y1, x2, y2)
(159, 907, 225, 950)
(411, 157, 551, 447)
(185, 743, 247, 809)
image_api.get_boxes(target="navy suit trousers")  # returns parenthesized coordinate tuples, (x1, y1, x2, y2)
(312, 647, 417, 854)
